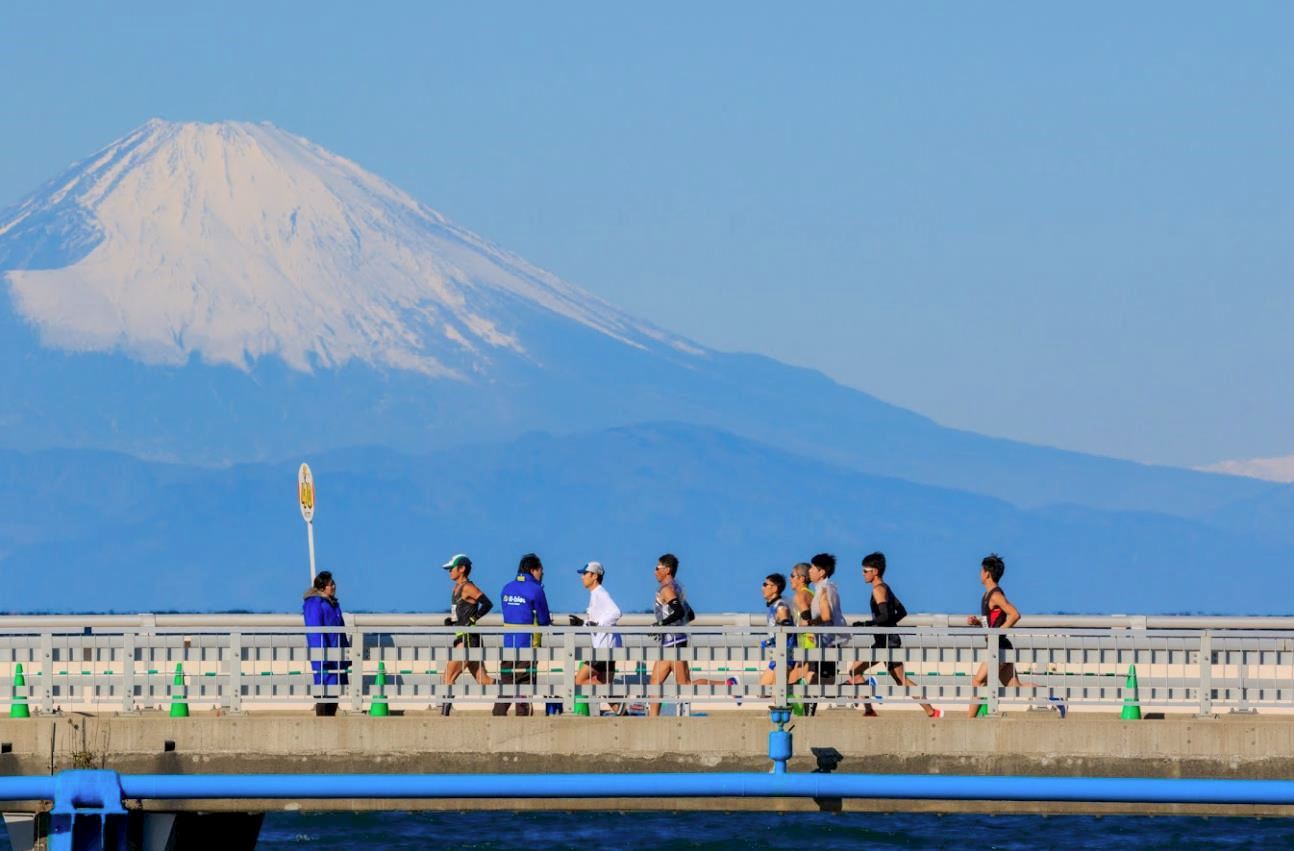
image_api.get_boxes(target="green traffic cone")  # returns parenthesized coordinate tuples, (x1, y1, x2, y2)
(975, 701, 988, 717)
(1121, 664, 1141, 720)
(10, 663, 30, 719)
(170, 663, 189, 718)
(369, 661, 390, 717)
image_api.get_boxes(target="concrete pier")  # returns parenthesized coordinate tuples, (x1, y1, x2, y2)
(2, 710, 1292, 816)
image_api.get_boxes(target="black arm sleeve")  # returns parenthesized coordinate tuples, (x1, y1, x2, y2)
(851, 619, 875, 628)
(874, 599, 893, 627)
(472, 594, 493, 621)
(799, 609, 811, 623)
(568, 614, 585, 627)
(658, 598, 687, 626)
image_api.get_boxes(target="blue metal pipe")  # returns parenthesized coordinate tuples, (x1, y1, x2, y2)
(114, 772, 1294, 806)
(0, 771, 1288, 807)
(0, 776, 54, 801)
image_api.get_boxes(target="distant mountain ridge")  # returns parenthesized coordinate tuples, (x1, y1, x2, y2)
(3, 424, 1290, 615)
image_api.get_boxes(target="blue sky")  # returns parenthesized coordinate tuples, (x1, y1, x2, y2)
(1, 3, 1290, 467)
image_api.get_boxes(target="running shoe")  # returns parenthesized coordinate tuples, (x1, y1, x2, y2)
(1048, 696, 1068, 719)
(727, 676, 742, 707)
(929, 708, 943, 719)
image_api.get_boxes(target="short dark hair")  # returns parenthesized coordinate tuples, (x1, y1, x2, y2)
(981, 553, 1006, 583)
(862, 552, 886, 577)
(765, 573, 787, 595)
(519, 553, 543, 574)
(810, 553, 836, 577)
(313, 570, 334, 591)
(658, 553, 679, 575)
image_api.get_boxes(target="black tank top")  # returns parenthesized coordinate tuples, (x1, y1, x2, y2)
(452, 583, 475, 626)
(981, 586, 1007, 628)
(870, 583, 907, 627)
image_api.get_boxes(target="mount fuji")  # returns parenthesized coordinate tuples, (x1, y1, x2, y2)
(0, 123, 1271, 502)
(1, 120, 1292, 613)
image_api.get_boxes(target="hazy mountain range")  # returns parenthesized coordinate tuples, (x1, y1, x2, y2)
(1, 120, 1288, 613)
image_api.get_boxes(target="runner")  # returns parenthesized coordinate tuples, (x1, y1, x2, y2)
(966, 553, 1032, 717)
(570, 561, 623, 715)
(806, 553, 846, 702)
(846, 552, 941, 718)
(439, 554, 493, 715)
(757, 573, 814, 692)
(647, 553, 732, 716)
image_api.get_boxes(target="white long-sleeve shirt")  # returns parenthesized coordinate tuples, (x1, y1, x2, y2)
(585, 584, 623, 650)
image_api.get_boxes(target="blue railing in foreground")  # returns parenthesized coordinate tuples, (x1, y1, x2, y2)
(7, 768, 1294, 851)
(4, 769, 1294, 806)
(114, 772, 1294, 805)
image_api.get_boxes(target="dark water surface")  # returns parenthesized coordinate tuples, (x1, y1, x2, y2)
(253, 811, 1294, 849)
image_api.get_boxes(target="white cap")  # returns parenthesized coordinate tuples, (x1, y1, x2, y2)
(576, 561, 604, 577)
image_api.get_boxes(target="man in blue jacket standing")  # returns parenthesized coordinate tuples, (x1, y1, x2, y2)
(303, 570, 349, 717)
(493, 553, 552, 716)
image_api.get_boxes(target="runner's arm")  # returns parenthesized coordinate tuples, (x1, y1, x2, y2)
(992, 590, 1021, 629)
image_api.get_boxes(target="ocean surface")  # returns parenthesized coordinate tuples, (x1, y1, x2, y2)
(246, 811, 1294, 849)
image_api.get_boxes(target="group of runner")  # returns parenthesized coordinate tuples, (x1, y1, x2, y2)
(434, 549, 1025, 719)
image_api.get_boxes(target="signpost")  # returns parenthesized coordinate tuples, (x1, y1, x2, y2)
(298, 463, 316, 582)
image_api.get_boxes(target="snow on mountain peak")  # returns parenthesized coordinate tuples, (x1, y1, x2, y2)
(1197, 453, 1294, 484)
(0, 119, 700, 377)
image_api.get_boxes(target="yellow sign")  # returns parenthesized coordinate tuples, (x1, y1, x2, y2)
(298, 463, 315, 523)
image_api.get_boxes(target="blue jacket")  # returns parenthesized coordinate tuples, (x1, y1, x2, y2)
(303, 589, 349, 686)
(499, 573, 551, 648)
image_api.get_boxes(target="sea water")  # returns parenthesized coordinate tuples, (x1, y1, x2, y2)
(247, 811, 1294, 849)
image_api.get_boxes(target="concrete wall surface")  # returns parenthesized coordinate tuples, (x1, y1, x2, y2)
(0, 710, 1291, 816)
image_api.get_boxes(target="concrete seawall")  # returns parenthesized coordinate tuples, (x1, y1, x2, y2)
(1, 710, 1292, 815)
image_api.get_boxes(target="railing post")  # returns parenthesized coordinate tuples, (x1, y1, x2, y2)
(225, 632, 243, 714)
(39, 631, 54, 714)
(562, 630, 577, 713)
(120, 632, 136, 715)
(1198, 631, 1213, 717)
(986, 633, 1001, 716)
(772, 628, 788, 708)
(348, 626, 364, 714)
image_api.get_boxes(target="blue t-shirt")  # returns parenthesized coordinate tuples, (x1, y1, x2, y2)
(499, 573, 552, 648)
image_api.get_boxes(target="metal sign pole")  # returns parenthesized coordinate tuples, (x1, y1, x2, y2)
(306, 520, 317, 582)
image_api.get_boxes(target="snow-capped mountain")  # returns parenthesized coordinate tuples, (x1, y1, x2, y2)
(1198, 454, 1294, 484)
(0, 119, 698, 378)
(0, 119, 1280, 531)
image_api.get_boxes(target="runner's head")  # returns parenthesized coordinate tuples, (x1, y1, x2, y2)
(790, 562, 811, 588)
(577, 561, 604, 587)
(441, 553, 472, 578)
(862, 551, 886, 579)
(656, 553, 679, 578)
(763, 573, 787, 599)
(981, 553, 1005, 583)
(809, 552, 836, 578)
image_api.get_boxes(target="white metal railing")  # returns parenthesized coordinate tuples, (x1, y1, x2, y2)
(0, 615, 1291, 717)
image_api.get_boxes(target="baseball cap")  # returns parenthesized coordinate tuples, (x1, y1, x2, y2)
(441, 554, 471, 570)
(576, 561, 604, 577)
